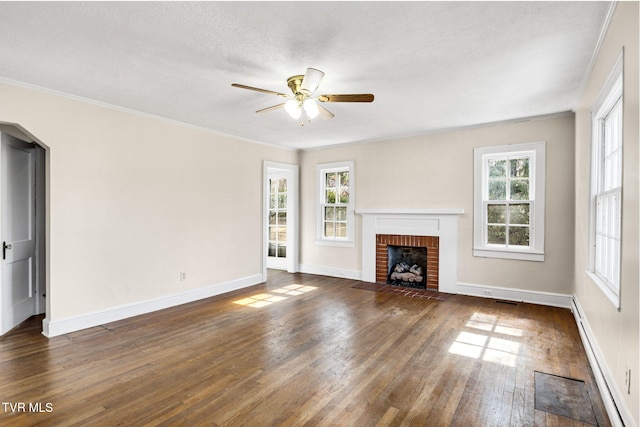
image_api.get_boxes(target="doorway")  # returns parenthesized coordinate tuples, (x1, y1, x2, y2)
(0, 123, 47, 336)
(263, 161, 298, 279)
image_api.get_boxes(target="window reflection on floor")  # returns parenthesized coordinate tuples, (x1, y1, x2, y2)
(448, 312, 523, 367)
(233, 284, 318, 308)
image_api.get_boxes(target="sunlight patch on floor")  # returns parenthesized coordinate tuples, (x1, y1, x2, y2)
(233, 284, 318, 308)
(449, 312, 523, 367)
(271, 284, 318, 296)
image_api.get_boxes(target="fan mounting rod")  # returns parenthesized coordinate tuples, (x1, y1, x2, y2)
(287, 75, 306, 96)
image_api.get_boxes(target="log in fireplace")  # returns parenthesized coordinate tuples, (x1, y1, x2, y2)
(387, 245, 427, 289)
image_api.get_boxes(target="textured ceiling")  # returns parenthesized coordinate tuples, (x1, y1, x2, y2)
(0, 2, 611, 150)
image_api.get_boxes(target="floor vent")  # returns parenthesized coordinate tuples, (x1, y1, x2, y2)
(534, 371, 598, 425)
(494, 300, 519, 305)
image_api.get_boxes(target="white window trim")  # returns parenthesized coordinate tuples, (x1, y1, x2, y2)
(588, 51, 623, 310)
(473, 141, 546, 261)
(316, 161, 355, 247)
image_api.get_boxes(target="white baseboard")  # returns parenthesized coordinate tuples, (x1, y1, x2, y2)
(42, 274, 263, 338)
(456, 282, 573, 308)
(298, 264, 362, 281)
(572, 297, 635, 427)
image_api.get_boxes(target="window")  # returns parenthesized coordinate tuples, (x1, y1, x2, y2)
(316, 161, 354, 246)
(474, 142, 545, 261)
(589, 54, 623, 308)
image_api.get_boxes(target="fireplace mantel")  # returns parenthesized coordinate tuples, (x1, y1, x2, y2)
(356, 208, 464, 294)
(356, 208, 464, 216)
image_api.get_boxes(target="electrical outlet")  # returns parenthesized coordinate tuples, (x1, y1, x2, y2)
(179, 272, 187, 281)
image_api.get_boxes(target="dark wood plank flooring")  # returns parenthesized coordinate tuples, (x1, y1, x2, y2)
(0, 271, 610, 426)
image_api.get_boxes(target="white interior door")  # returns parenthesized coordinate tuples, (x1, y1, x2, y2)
(263, 161, 299, 278)
(1, 132, 37, 334)
(267, 171, 289, 270)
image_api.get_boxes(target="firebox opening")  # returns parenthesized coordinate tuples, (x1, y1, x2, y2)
(387, 245, 428, 289)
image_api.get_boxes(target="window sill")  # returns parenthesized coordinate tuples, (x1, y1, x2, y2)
(586, 271, 620, 310)
(473, 248, 544, 262)
(315, 239, 354, 248)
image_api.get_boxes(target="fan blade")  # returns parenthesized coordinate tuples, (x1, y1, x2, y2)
(318, 94, 374, 103)
(317, 104, 335, 119)
(300, 68, 325, 94)
(232, 83, 289, 98)
(256, 103, 285, 114)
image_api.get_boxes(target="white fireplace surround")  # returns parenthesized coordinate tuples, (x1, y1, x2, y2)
(356, 208, 464, 294)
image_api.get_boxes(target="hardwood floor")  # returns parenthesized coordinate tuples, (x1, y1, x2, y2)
(0, 271, 610, 426)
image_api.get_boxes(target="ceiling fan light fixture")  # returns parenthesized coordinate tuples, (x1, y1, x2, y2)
(300, 68, 325, 95)
(232, 67, 374, 121)
(284, 99, 302, 119)
(303, 99, 319, 119)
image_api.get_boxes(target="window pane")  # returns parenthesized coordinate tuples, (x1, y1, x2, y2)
(270, 195, 276, 209)
(277, 227, 286, 241)
(269, 211, 276, 225)
(326, 172, 336, 187)
(509, 226, 530, 247)
(489, 160, 506, 178)
(510, 158, 529, 178)
(336, 222, 347, 238)
(278, 212, 287, 225)
(487, 204, 506, 224)
(269, 226, 277, 241)
(336, 206, 347, 221)
(604, 101, 622, 151)
(595, 234, 605, 272)
(509, 204, 530, 225)
(604, 155, 612, 190)
(604, 113, 615, 155)
(278, 178, 287, 192)
(278, 194, 287, 209)
(324, 222, 335, 238)
(510, 180, 529, 200)
(487, 226, 506, 244)
(270, 179, 278, 193)
(489, 180, 506, 200)
(339, 188, 349, 204)
(325, 206, 335, 220)
(268, 243, 276, 257)
(610, 193, 620, 238)
(600, 101, 622, 191)
(325, 189, 336, 204)
(604, 148, 622, 191)
(339, 171, 349, 186)
(596, 195, 607, 234)
(277, 244, 287, 258)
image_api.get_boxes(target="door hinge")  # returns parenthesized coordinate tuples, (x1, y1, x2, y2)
(2, 241, 11, 260)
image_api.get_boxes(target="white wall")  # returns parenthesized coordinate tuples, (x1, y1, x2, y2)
(0, 82, 298, 330)
(299, 114, 575, 296)
(574, 2, 639, 425)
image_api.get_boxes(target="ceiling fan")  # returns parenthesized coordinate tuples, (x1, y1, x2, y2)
(231, 68, 374, 123)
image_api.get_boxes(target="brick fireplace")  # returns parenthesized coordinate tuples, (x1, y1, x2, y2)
(357, 208, 464, 294)
(376, 234, 439, 290)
